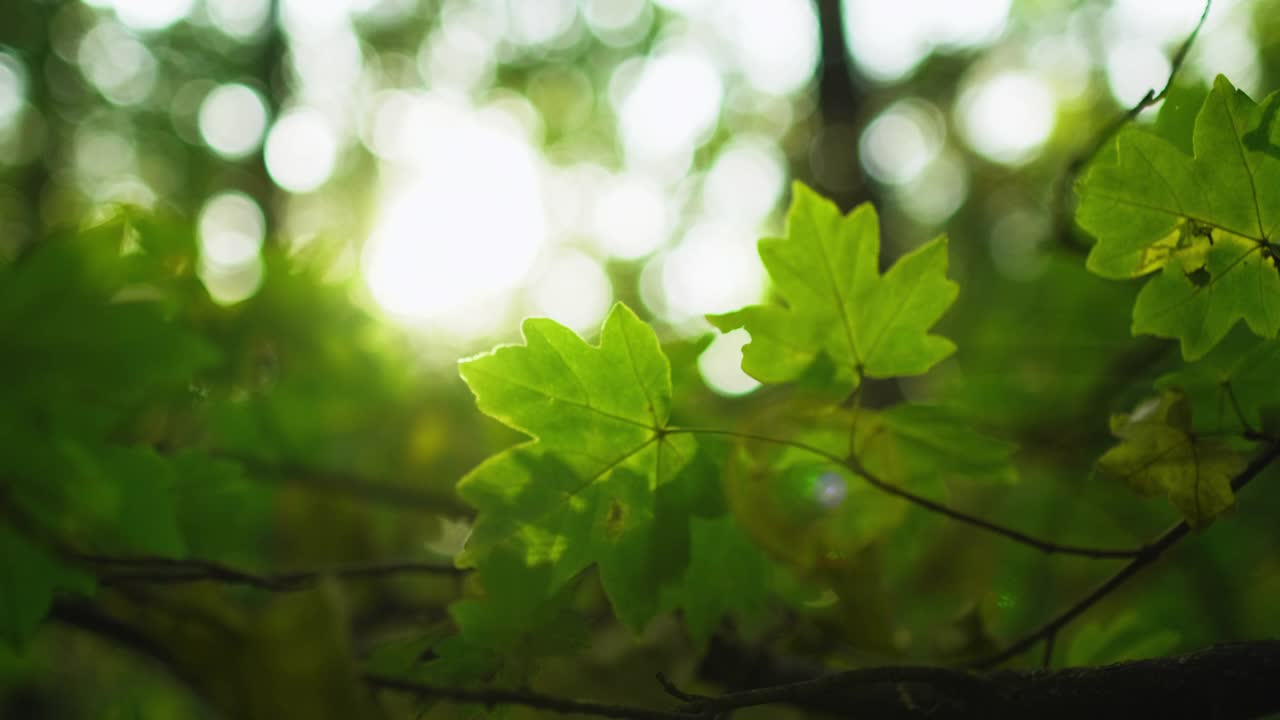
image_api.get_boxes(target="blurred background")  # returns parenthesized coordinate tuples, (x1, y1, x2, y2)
(3, 0, 1276, 395)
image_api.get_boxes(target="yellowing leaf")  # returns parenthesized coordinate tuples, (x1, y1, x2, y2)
(710, 183, 957, 390)
(1097, 390, 1246, 529)
(1077, 75, 1280, 359)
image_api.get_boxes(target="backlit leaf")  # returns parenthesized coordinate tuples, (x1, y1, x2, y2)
(709, 182, 957, 390)
(457, 303, 704, 628)
(1077, 75, 1280, 359)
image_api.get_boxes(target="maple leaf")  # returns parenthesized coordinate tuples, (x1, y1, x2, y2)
(709, 182, 957, 390)
(1097, 390, 1246, 529)
(456, 303, 708, 628)
(1076, 75, 1280, 360)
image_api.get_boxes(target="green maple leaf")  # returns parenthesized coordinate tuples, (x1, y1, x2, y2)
(457, 303, 706, 628)
(709, 182, 957, 390)
(1096, 390, 1246, 529)
(665, 515, 772, 645)
(1077, 75, 1280, 360)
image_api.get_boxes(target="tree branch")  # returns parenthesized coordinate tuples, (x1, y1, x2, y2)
(365, 674, 700, 720)
(669, 427, 1146, 559)
(54, 591, 1280, 720)
(694, 639, 1280, 719)
(218, 454, 474, 517)
(972, 440, 1280, 668)
(78, 553, 465, 591)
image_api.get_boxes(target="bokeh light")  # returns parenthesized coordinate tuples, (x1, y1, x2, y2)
(198, 192, 266, 269)
(197, 192, 266, 305)
(582, 0, 653, 47)
(617, 47, 724, 174)
(103, 0, 196, 32)
(726, 0, 821, 96)
(40, 0, 1274, 345)
(592, 173, 672, 260)
(205, 0, 272, 39)
(957, 71, 1056, 166)
(77, 20, 158, 105)
(859, 99, 945, 186)
(264, 108, 338, 193)
(198, 84, 269, 159)
(843, 0, 1011, 83)
(703, 136, 787, 223)
(896, 150, 969, 225)
(1105, 44, 1171, 106)
(0, 53, 25, 130)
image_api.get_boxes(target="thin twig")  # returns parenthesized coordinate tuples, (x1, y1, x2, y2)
(972, 441, 1280, 668)
(366, 674, 700, 720)
(656, 672, 708, 704)
(1052, 0, 1211, 254)
(668, 427, 1146, 559)
(1222, 381, 1256, 434)
(216, 453, 474, 516)
(80, 553, 465, 592)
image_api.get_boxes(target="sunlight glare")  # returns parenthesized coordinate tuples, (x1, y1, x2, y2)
(206, 0, 271, 39)
(618, 48, 723, 171)
(661, 221, 765, 320)
(725, 0, 820, 96)
(112, 0, 196, 32)
(592, 172, 671, 259)
(529, 250, 613, 333)
(843, 0, 1010, 82)
(363, 104, 546, 324)
(1104, 43, 1171, 107)
(698, 329, 761, 396)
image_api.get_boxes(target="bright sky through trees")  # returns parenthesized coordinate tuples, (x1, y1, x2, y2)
(10, 0, 1266, 401)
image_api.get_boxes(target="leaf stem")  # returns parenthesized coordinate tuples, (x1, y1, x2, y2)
(1221, 380, 1256, 434)
(667, 427, 1146, 559)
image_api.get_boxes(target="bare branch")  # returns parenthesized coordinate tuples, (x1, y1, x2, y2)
(1052, 0, 1212, 254)
(80, 553, 465, 592)
(366, 674, 700, 720)
(973, 441, 1280, 668)
(694, 640, 1280, 719)
(669, 427, 1146, 559)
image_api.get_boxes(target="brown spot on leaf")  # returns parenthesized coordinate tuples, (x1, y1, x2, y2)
(605, 501, 628, 539)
